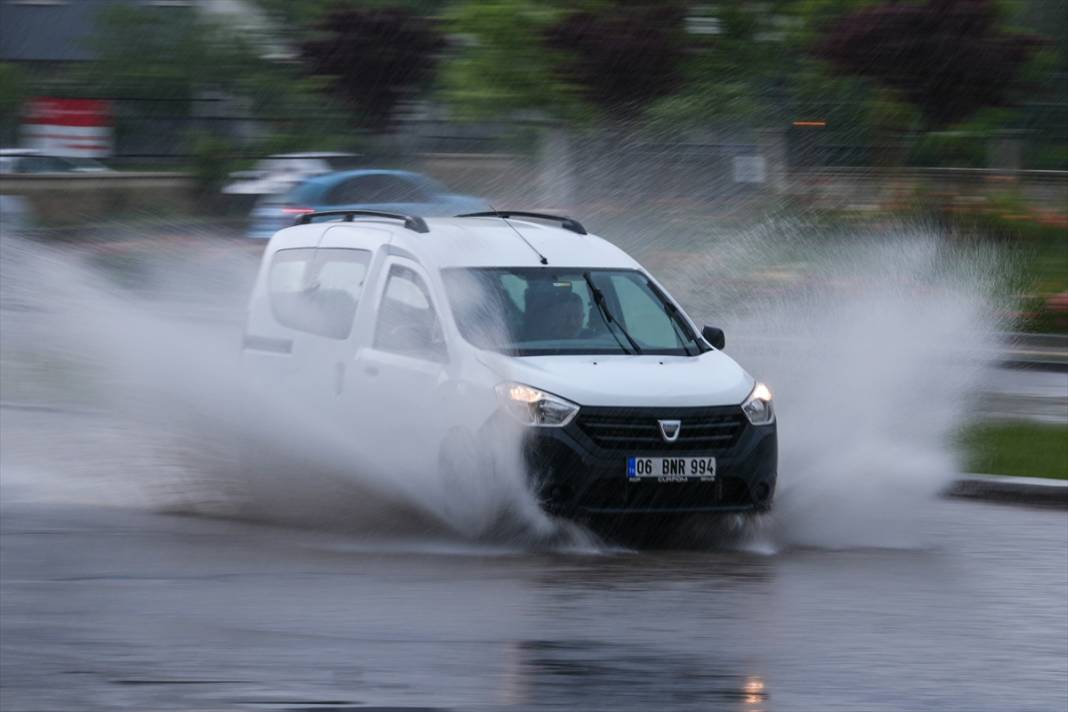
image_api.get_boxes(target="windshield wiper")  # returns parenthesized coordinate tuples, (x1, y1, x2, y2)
(582, 272, 642, 355)
(661, 299, 701, 356)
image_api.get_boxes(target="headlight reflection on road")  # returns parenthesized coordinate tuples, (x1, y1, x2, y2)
(744, 675, 767, 705)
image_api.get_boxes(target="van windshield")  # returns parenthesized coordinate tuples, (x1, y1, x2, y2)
(442, 267, 706, 356)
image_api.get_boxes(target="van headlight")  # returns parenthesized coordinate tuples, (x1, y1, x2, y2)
(495, 383, 579, 427)
(741, 382, 775, 425)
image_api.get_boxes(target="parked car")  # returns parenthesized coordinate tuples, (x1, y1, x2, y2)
(0, 149, 110, 174)
(245, 169, 490, 238)
(222, 152, 363, 197)
(241, 209, 777, 532)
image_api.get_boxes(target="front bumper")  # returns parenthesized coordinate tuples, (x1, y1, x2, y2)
(517, 405, 777, 517)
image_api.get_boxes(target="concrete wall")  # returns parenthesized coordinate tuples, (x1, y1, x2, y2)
(0, 173, 196, 226)
(2, 162, 1065, 231)
(787, 168, 1068, 213)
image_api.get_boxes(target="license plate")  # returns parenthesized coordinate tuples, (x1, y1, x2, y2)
(626, 456, 716, 482)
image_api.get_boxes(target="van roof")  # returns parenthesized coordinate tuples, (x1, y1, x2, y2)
(270, 215, 640, 271)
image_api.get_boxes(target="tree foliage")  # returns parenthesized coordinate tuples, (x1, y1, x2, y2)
(31, 0, 1057, 160)
(68, 5, 353, 156)
(301, 7, 445, 129)
(439, 0, 579, 121)
(441, 1, 692, 123)
(814, 0, 1044, 128)
(80, 4, 258, 103)
(647, 1, 804, 127)
(544, 3, 688, 118)
(0, 63, 27, 142)
(257, 0, 448, 28)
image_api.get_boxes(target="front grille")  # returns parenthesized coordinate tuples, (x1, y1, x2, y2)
(575, 406, 746, 453)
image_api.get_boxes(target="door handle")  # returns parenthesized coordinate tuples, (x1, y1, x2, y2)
(364, 364, 380, 377)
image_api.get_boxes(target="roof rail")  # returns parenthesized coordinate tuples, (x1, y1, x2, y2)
(297, 209, 429, 234)
(456, 211, 587, 235)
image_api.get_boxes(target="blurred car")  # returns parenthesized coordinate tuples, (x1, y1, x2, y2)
(223, 152, 363, 196)
(0, 149, 111, 174)
(246, 169, 490, 239)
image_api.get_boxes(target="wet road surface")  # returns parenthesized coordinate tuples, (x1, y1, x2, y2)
(2, 231, 1066, 711)
(2, 417, 1066, 712)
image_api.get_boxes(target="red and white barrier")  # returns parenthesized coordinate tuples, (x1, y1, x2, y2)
(22, 97, 113, 158)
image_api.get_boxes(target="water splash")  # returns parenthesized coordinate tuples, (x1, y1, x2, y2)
(1, 218, 1007, 551)
(650, 219, 1008, 549)
(1, 231, 566, 545)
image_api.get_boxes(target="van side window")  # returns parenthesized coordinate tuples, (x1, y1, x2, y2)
(374, 265, 445, 360)
(268, 247, 370, 340)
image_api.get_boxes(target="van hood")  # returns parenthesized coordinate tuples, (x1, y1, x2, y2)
(477, 351, 755, 408)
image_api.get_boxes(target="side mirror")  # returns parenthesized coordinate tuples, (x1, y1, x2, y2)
(702, 326, 725, 350)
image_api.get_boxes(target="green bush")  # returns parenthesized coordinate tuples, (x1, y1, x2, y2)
(941, 191, 1068, 333)
(0, 62, 26, 143)
(1023, 143, 1068, 171)
(188, 132, 235, 198)
(907, 131, 986, 168)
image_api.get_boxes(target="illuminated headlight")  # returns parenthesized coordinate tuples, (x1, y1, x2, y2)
(741, 382, 775, 425)
(495, 383, 579, 427)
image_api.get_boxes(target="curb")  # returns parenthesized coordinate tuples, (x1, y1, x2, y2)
(999, 355, 1068, 373)
(3, 402, 1065, 507)
(947, 474, 1068, 507)
(1000, 333, 1068, 372)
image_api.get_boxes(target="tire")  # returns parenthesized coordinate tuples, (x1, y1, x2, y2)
(437, 426, 544, 541)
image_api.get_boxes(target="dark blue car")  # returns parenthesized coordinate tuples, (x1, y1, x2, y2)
(247, 169, 489, 239)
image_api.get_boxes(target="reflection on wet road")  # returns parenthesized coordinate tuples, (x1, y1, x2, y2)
(2, 457, 1065, 711)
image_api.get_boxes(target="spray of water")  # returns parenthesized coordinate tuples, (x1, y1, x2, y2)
(1, 230, 571, 546)
(0, 217, 1006, 551)
(645, 219, 1008, 549)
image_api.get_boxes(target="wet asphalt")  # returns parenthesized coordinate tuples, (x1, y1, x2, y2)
(2, 230, 1066, 711)
(2, 412, 1066, 712)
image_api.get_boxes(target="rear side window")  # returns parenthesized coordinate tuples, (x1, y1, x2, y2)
(268, 248, 371, 339)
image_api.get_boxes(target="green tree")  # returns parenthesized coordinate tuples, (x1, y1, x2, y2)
(647, 2, 803, 127)
(545, 3, 689, 119)
(300, 7, 445, 129)
(439, 0, 582, 121)
(0, 63, 27, 143)
(814, 0, 1044, 129)
(78, 4, 257, 104)
(70, 4, 352, 157)
(439, 0, 877, 129)
(257, 0, 449, 27)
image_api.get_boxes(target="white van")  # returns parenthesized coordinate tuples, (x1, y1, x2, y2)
(241, 210, 777, 522)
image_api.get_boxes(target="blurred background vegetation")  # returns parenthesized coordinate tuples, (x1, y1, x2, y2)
(0, 0, 1064, 333)
(0, 0, 1063, 164)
